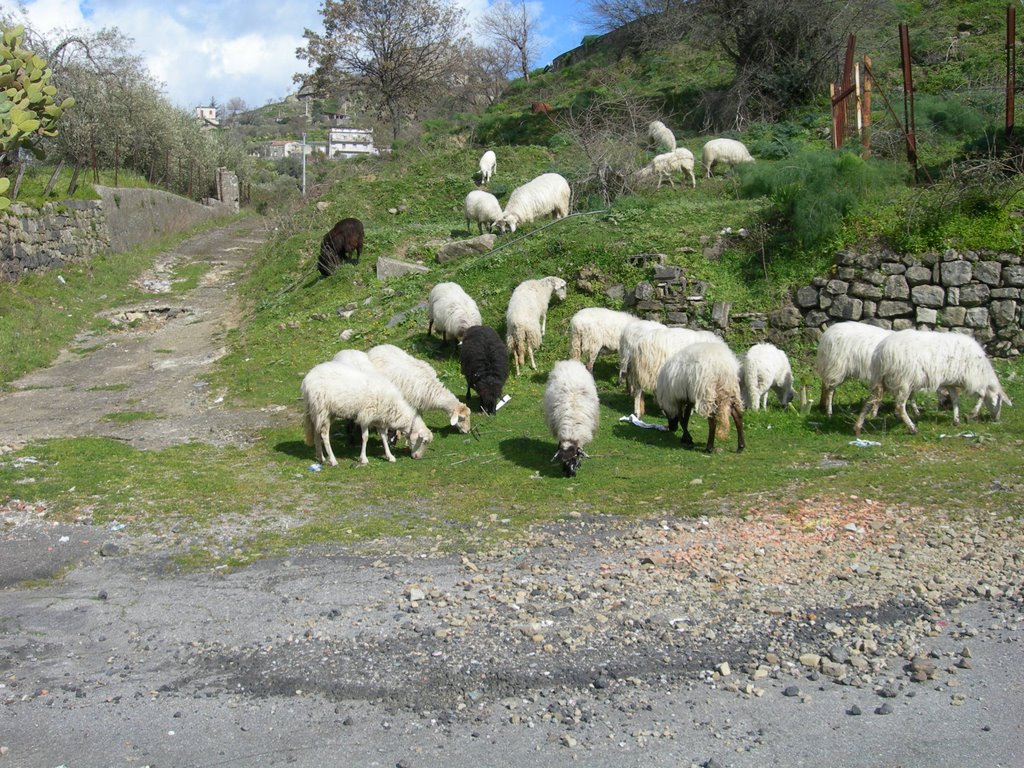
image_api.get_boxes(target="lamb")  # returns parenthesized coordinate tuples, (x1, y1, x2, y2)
(427, 282, 482, 342)
(492, 173, 571, 234)
(505, 276, 568, 376)
(617, 318, 666, 386)
(853, 330, 1012, 436)
(701, 138, 755, 178)
(301, 361, 433, 466)
(647, 120, 676, 152)
(544, 360, 600, 477)
(816, 321, 893, 416)
(478, 149, 496, 185)
(366, 344, 471, 433)
(463, 190, 503, 234)
(656, 341, 745, 453)
(318, 217, 364, 277)
(569, 307, 636, 373)
(740, 342, 795, 411)
(459, 325, 510, 414)
(625, 326, 723, 416)
(636, 148, 696, 189)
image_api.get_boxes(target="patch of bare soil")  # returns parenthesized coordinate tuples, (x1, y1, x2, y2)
(0, 218, 291, 451)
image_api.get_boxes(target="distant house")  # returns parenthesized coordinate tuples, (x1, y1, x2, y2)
(264, 139, 327, 160)
(195, 106, 220, 128)
(327, 127, 378, 159)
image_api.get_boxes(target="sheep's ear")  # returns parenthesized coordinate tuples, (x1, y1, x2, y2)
(449, 413, 459, 426)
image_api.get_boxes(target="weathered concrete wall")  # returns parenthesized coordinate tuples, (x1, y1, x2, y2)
(0, 186, 236, 281)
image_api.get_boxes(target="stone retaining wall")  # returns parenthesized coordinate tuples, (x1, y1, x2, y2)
(623, 247, 1024, 357)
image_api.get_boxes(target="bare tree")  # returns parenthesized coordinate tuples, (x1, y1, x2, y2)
(477, 0, 540, 81)
(225, 97, 248, 118)
(296, 0, 466, 141)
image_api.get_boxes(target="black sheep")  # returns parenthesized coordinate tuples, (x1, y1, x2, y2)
(459, 325, 509, 415)
(318, 217, 364, 277)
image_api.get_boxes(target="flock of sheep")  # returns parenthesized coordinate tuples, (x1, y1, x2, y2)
(302, 132, 1012, 475)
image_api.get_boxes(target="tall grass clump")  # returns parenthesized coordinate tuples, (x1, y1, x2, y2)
(738, 150, 908, 252)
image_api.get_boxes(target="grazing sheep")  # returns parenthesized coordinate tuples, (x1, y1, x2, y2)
(647, 120, 676, 152)
(492, 173, 571, 234)
(367, 344, 471, 433)
(636, 148, 696, 189)
(740, 343, 795, 411)
(318, 217, 364, 277)
(463, 190, 503, 234)
(617, 318, 666, 386)
(459, 325, 510, 414)
(478, 150, 496, 184)
(427, 282, 482, 342)
(656, 342, 745, 453)
(626, 326, 724, 416)
(544, 360, 600, 477)
(853, 330, 1012, 435)
(816, 321, 893, 417)
(569, 307, 636, 373)
(301, 361, 433, 466)
(701, 138, 754, 178)
(506, 276, 568, 376)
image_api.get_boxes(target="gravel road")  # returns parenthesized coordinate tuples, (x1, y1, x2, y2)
(1, 221, 1022, 767)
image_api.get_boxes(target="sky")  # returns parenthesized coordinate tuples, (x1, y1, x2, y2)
(10, 0, 600, 112)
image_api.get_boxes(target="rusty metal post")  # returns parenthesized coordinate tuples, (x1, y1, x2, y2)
(899, 23, 918, 178)
(830, 82, 840, 149)
(1007, 4, 1016, 137)
(862, 56, 873, 159)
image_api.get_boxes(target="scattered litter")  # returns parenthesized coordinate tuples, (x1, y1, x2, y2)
(494, 394, 512, 411)
(939, 431, 977, 439)
(57, 275, 66, 285)
(59, 535, 70, 543)
(213, 396, 224, 404)
(848, 439, 881, 447)
(309, 463, 322, 472)
(13, 456, 40, 467)
(619, 413, 670, 431)
(108, 522, 126, 531)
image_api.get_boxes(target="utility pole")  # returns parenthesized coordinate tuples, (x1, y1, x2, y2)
(301, 133, 307, 197)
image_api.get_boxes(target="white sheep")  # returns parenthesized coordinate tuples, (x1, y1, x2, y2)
(366, 344, 471, 433)
(492, 173, 571, 234)
(701, 137, 754, 178)
(816, 321, 893, 416)
(656, 341, 745, 453)
(301, 361, 433, 466)
(331, 348, 376, 372)
(740, 342, 795, 411)
(617, 318, 666, 386)
(427, 282, 482, 342)
(463, 190, 503, 234)
(569, 307, 636, 373)
(544, 359, 600, 477)
(636, 148, 696, 189)
(626, 326, 723, 416)
(505, 276, 568, 376)
(478, 149, 496, 185)
(647, 120, 676, 152)
(853, 330, 1012, 436)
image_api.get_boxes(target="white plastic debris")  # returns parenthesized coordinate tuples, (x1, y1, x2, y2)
(848, 439, 881, 447)
(308, 463, 322, 472)
(57, 275, 66, 285)
(619, 413, 670, 431)
(494, 394, 512, 411)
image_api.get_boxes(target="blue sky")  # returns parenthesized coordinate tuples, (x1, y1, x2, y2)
(13, 0, 599, 111)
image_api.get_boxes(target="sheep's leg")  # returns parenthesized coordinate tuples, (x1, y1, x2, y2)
(687, 168, 696, 188)
(633, 390, 645, 418)
(320, 421, 338, 467)
(540, 310, 547, 337)
(357, 426, 370, 465)
(854, 384, 884, 436)
(949, 388, 962, 425)
(528, 344, 537, 371)
(895, 392, 918, 434)
(970, 390, 987, 421)
(680, 404, 695, 447)
(379, 428, 397, 463)
(818, 385, 833, 416)
(427, 318, 434, 336)
(732, 403, 745, 453)
(704, 418, 716, 454)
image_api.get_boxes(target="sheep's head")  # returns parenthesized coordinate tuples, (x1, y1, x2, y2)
(552, 441, 587, 478)
(407, 417, 433, 459)
(778, 383, 795, 409)
(477, 378, 505, 415)
(986, 386, 1013, 420)
(549, 277, 568, 301)
(450, 403, 472, 433)
(494, 214, 518, 234)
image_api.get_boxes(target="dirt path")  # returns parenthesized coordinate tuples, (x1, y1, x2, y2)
(0, 217, 289, 450)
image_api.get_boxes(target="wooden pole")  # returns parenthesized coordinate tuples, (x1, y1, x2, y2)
(862, 55, 873, 159)
(1007, 4, 1016, 138)
(830, 82, 840, 149)
(899, 23, 918, 178)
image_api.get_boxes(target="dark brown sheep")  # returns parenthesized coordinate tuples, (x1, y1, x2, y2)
(318, 217, 364, 277)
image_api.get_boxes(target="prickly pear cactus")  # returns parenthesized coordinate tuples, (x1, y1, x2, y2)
(0, 25, 75, 209)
